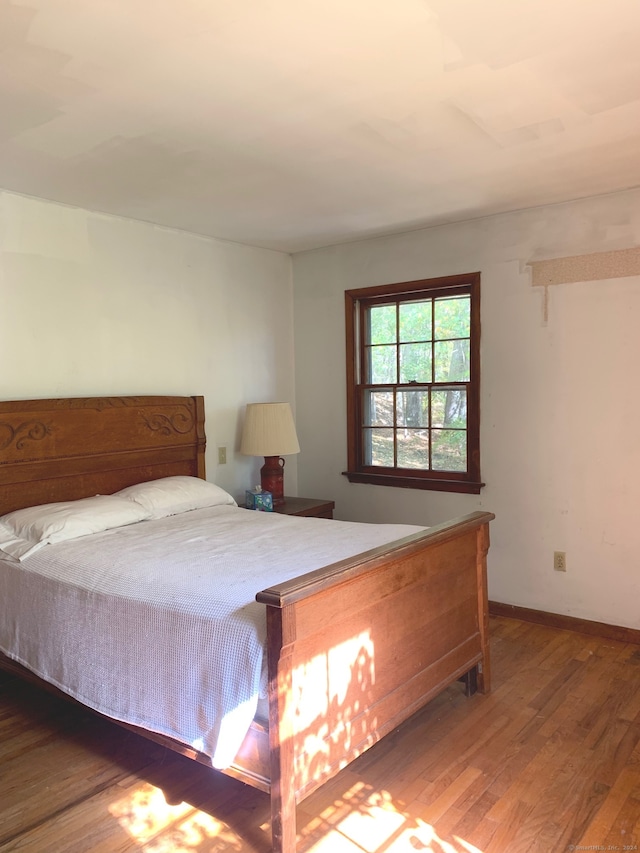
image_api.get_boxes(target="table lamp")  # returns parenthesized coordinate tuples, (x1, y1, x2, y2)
(240, 402, 300, 506)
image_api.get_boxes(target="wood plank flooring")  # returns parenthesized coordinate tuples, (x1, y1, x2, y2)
(1, 616, 639, 852)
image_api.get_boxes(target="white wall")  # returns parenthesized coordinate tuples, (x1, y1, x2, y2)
(0, 191, 296, 501)
(292, 188, 640, 629)
(5, 187, 638, 628)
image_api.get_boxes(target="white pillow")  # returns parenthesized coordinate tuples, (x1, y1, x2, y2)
(117, 476, 236, 519)
(0, 495, 150, 562)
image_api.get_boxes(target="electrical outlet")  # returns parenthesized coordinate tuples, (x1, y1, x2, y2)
(217, 446, 227, 465)
(553, 551, 567, 572)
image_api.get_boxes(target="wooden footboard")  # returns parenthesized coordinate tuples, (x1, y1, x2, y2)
(257, 510, 493, 853)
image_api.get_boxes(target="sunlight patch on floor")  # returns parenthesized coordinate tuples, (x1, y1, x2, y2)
(109, 778, 484, 853)
(109, 783, 242, 851)
(301, 782, 485, 853)
(110, 784, 194, 842)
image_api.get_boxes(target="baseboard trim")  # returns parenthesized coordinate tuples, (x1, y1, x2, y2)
(489, 601, 640, 646)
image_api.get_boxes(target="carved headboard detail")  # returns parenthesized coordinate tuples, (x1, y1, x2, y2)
(0, 395, 206, 515)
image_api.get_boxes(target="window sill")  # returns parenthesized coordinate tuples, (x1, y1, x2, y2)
(342, 470, 484, 494)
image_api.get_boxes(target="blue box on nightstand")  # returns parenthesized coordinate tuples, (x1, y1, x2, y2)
(245, 489, 273, 511)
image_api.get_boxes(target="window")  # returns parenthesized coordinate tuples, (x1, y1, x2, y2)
(344, 273, 482, 494)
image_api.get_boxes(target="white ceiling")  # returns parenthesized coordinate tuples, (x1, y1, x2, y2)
(2, 0, 640, 253)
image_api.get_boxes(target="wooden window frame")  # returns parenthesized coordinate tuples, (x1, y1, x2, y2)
(343, 272, 483, 494)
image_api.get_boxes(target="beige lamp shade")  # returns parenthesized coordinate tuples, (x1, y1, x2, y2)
(240, 402, 300, 457)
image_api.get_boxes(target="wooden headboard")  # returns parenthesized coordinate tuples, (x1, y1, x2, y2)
(0, 395, 206, 515)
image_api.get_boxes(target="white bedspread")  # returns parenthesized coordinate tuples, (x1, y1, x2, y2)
(0, 506, 424, 768)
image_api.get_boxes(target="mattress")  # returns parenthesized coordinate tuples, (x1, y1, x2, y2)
(0, 505, 424, 768)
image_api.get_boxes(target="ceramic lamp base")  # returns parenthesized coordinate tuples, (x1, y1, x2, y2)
(260, 455, 285, 506)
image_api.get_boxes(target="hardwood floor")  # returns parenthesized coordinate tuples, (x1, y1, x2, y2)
(1, 616, 639, 852)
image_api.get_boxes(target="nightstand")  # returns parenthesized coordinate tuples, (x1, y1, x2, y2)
(273, 497, 335, 519)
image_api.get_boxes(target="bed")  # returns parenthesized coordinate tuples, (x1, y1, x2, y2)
(0, 394, 494, 853)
